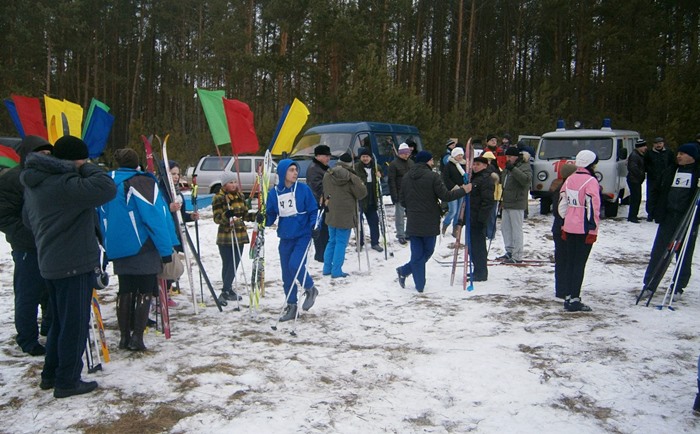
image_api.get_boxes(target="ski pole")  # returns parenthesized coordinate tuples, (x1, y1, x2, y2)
(659, 198, 699, 310)
(232, 218, 251, 313)
(191, 175, 205, 304)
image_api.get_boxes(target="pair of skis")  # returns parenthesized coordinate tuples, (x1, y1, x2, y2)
(450, 139, 474, 291)
(249, 151, 274, 315)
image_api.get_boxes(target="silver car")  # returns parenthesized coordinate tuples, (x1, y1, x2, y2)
(193, 155, 277, 195)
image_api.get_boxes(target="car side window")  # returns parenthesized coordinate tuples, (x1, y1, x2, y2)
(201, 157, 231, 171)
(376, 134, 395, 157)
(234, 157, 252, 172)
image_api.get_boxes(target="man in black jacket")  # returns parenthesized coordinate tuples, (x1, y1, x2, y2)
(627, 139, 647, 223)
(397, 151, 470, 292)
(468, 157, 496, 281)
(645, 137, 675, 220)
(388, 143, 414, 244)
(0, 136, 53, 356)
(643, 143, 699, 298)
(21, 136, 116, 399)
(307, 145, 331, 261)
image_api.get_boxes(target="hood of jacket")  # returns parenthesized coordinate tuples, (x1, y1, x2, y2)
(275, 159, 297, 192)
(18, 135, 52, 166)
(325, 164, 353, 186)
(408, 162, 433, 181)
(21, 152, 76, 188)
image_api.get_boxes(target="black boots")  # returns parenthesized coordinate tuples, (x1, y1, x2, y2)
(116, 293, 133, 349)
(128, 293, 151, 351)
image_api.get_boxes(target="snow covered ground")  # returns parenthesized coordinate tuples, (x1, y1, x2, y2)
(0, 199, 699, 433)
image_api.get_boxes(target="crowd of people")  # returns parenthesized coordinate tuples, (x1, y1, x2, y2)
(1, 132, 699, 404)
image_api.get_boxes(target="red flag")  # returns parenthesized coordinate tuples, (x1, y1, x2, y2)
(12, 95, 48, 139)
(223, 98, 259, 155)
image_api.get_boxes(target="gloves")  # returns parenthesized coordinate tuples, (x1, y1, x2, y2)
(312, 228, 321, 240)
(161, 254, 173, 264)
(585, 233, 597, 245)
(256, 212, 265, 224)
(505, 162, 515, 171)
(224, 209, 235, 219)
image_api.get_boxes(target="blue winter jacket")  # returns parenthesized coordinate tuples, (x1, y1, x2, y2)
(99, 168, 179, 260)
(266, 159, 318, 240)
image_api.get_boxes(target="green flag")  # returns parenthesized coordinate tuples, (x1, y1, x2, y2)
(197, 88, 229, 146)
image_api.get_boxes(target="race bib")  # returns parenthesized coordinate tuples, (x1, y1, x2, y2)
(673, 172, 692, 188)
(566, 188, 583, 207)
(278, 191, 298, 217)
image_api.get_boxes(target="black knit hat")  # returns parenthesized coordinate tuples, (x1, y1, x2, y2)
(339, 152, 353, 163)
(54, 135, 89, 161)
(505, 147, 520, 157)
(357, 147, 371, 157)
(635, 139, 647, 148)
(114, 148, 140, 168)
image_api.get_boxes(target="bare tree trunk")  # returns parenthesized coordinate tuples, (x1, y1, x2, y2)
(129, 5, 146, 134)
(463, 0, 476, 105)
(454, 0, 464, 105)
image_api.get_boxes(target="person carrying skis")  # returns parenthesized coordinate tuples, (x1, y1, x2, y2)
(396, 151, 470, 293)
(556, 150, 601, 312)
(212, 173, 249, 302)
(322, 152, 367, 278)
(643, 143, 700, 298)
(21, 136, 117, 398)
(354, 147, 384, 252)
(467, 156, 496, 281)
(265, 159, 319, 322)
(98, 148, 178, 351)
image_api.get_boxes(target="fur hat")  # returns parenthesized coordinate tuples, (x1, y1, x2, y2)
(415, 151, 433, 163)
(678, 143, 698, 161)
(451, 147, 465, 158)
(481, 151, 496, 160)
(114, 148, 139, 168)
(473, 156, 489, 165)
(505, 147, 520, 157)
(357, 147, 371, 157)
(445, 138, 457, 149)
(575, 150, 598, 168)
(220, 171, 237, 186)
(54, 135, 88, 161)
(486, 134, 497, 142)
(635, 139, 647, 148)
(339, 152, 353, 163)
(314, 145, 331, 156)
(398, 143, 411, 155)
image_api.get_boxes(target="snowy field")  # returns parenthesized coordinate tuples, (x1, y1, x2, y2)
(0, 198, 699, 434)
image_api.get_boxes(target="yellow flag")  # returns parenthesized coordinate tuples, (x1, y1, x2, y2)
(269, 98, 310, 155)
(62, 99, 84, 138)
(44, 95, 65, 144)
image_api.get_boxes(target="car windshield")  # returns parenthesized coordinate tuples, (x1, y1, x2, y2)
(290, 133, 354, 158)
(538, 137, 613, 160)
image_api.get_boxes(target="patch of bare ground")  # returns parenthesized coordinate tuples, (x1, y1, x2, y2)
(551, 392, 621, 433)
(405, 410, 434, 427)
(602, 254, 648, 266)
(76, 405, 192, 434)
(518, 344, 571, 383)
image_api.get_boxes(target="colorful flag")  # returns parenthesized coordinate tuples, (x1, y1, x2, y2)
(44, 96, 84, 143)
(223, 98, 259, 155)
(83, 106, 114, 158)
(197, 88, 229, 146)
(82, 98, 110, 138)
(268, 98, 309, 155)
(62, 99, 83, 137)
(3, 99, 25, 138)
(11, 95, 47, 139)
(0, 144, 20, 168)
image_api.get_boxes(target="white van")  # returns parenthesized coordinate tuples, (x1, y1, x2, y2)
(531, 119, 639, 217)
(192, 155, 277, 195)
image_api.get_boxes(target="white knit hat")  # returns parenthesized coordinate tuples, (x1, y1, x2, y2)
(575, 150, 598, 168)
(451, 147, 465, 158)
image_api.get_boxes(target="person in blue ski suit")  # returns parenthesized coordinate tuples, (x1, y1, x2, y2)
(265, 159, 319, 321)
(98, 148, 179, 351)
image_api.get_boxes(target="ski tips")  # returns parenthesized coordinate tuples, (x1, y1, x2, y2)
(290, 330, 297, 337)
(271, 325, 278, 331)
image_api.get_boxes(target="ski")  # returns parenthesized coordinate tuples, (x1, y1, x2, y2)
(435, 258, 549, 267)
(140, 134, 155, 174)
(182, 225, 224, 311)
(373, 153, 390, 259)
(90, 289, 110, 363)
(157, 277, 172, 338)
(190, 174, 205, 305)
(161, 134, 198, 314)
(463, 139, 474, 291)
(250, 151, 273, 307)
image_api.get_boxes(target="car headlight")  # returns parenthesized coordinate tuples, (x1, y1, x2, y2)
(595, 171, 603, 182)
(537, 171, 548, 181)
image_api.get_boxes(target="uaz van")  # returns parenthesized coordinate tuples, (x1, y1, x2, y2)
(289, 122, 423, 194)
(531, 119, 639, 217)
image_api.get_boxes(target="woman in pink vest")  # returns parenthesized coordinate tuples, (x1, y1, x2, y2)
(557, 150, 601, 312)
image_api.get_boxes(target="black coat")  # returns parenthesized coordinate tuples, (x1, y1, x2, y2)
(388, 156, 413, 204)
(645, 148, 675, 182)
(626, 149, 646, 184)
(469, 169, 496, 225)
(306, 158, 329, 203)
(20, 154, 116, 279)
(442, 158, 466, 190)
(400, 163, 466, 237)
(652, 162, 700, 225)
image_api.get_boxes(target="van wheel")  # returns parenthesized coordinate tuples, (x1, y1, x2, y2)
(210, 184, 221, 194)
(604, 199, 619, 218)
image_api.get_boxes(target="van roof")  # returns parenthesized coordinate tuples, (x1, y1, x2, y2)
(303, 122, 420, 135)
(542, 129, 639, 139)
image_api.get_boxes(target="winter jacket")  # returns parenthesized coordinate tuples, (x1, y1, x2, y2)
(212, 189, 250, 246)
(500, 158, 532, 210)
(20, 153, 117, 280)
(469, 168, 496, 225)
(442, 157, 466, 190)
(558, 168, 601, 237)
(652, 162, 700, 225)
(645, 147, 675, 183)
(323, 161, 367, 229)
(400, 163, 466, 237)
(354, 160, 380, 211)
(626, 149, 646, 184)
(388, 156, 413, 204)
(306, 157, 329, 203)
(98, 168, 178, 262)
(266, 159, 318, 240)
(0, 136, 50, 251)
